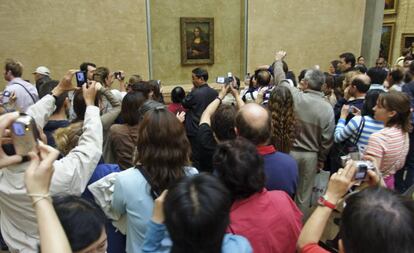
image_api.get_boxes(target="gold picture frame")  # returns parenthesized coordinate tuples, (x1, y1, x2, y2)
(380, 22, 395, 63)
(401, 33, 414, 56)
(384, 0, 398, 15)
(180, 17, 214, 65)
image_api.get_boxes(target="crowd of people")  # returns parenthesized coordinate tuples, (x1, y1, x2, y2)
(0, 48, 413, 253)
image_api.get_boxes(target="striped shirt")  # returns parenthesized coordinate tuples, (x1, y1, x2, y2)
(334, 116, 383, 153)
(364, 127, 409, 177)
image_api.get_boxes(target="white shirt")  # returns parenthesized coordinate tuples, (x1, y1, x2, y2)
(0, 95, 103, 252)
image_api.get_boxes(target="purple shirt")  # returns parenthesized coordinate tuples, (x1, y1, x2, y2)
(2, 78, 38, 112)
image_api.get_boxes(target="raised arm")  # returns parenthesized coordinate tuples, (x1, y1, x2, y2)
(273, 51, 287, 85)
(25, 143, 71, 253)
(99, 85, 121, 131)
(26, 70, 77, 129)
(50, 82, 103, 195)
(199, 85, 228, 126)
(297, 163, 356, 250)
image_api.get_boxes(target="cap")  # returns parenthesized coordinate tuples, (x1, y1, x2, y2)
(32, 66, 50, 76)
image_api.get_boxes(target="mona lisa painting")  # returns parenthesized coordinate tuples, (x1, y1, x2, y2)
(180, 17, 214, 65)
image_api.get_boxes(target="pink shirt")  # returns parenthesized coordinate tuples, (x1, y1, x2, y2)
(365, 127, 409, 177)
(301, 243, 329, 253)
(227, 189, 302, 253)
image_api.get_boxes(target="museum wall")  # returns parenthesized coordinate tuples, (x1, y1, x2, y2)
(150, 0, 243, 87)
(384, 0, 414, 64)
(0, 0, 149, 90)
(248, 0, 366, 75)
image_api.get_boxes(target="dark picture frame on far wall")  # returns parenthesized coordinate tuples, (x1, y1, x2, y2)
(384, 0, 398, 15)
(380, 22, 395, 63)
(180, 17, 214, 65)
(401, 34, 414, 56)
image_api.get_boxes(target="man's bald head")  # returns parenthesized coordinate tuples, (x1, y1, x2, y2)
(351, 74, 371, 94)
(235, 103, 271, 145)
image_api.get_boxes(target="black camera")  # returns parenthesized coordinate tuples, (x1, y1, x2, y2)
(114, 71, 125, 81)
(216, 72, 234, 85)
(75, 71, 87, 87)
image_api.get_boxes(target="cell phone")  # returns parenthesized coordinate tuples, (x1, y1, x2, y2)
(75, 71, 87, 87)
(11, 114, 40, 156)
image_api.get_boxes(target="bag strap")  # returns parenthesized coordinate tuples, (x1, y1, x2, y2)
(135, 165, 159, 200)
(11, 82, 36, 104)
(353, 116, 365, 145)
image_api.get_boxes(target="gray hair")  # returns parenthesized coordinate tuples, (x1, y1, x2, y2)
(304, 69, 325, 91)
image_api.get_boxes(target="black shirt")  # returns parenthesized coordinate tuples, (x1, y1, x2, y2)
(195, 123, 217, 173)
(182, 83, 218, 137)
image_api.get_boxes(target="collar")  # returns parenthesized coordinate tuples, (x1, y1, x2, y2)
(7, 77, 22, 85)
(256, 145, 277, 155)
(231, 188, 267, 211)
(303, 89, 324, 97)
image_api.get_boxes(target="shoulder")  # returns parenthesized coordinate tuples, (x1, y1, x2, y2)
(110, 124, 126, 132)
(184, 166, 199, 176)
(270, 152, 297, 165)
(116, 167, 144, 183)
(222, 234, 253, 253)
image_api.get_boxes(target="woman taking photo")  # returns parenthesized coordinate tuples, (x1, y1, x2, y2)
(334, 89, 384, 154)
(364, 91, 411, 189)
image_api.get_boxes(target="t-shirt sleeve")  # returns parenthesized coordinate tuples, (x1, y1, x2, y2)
(364, 133, 385, 158)
(300, 243, 329, 253)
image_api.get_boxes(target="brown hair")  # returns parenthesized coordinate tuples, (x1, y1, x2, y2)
(92, 67, 110, 86)
(377, 91, 412, 133)
(54, 122, 84, 155)
(268, 86, 296, 153)
(136, 108, 191, 194)
(4, 58, 23, 77)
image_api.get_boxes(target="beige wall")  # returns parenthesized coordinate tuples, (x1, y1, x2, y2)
(0, 0, 149, 90)
(150, 0, 243, 86)
(1, 0, 372, 92)
(248, 0, 366, 75)
(384, 0, 414, 64)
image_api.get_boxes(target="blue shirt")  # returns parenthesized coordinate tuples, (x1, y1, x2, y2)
(334, 116, 383, 153)
(112, 167, 198, 253)
(142, 221, 253, 253)
(258, 145, 298, 197)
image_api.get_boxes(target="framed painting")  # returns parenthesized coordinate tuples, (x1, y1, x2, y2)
(401, 33, 414, 56)
(180, 17, 214, 65)
(380, 22, 395, 63)
(384, 0, 398, 15)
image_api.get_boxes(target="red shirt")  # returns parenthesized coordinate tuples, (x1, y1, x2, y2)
(227, 189, 302, 253)
(167, 103, 186, 115)
(301, 243, 329, 253)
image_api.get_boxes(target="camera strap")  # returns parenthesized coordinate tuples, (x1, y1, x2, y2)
(11, 82, 36, 104)
(353, 116, 366, 146)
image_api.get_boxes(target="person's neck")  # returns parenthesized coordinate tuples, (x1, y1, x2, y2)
(354, 92, 365, 99)
(49, 110, 68, 121)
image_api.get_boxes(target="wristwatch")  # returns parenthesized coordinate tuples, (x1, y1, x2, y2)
(318, 195, 336, 210)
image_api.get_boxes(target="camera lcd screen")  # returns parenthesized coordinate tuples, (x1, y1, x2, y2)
(76, 71, 86, 87)
(355, 165, 367, 180)
(216, 77, 225, 84)
(12, 123, 26, 136)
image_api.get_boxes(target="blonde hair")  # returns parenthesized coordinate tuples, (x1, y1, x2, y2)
(53, 122, 84, 156)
